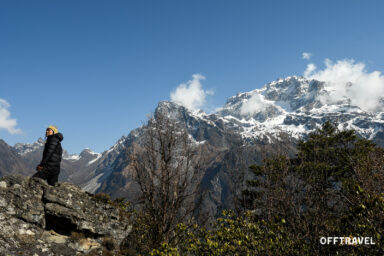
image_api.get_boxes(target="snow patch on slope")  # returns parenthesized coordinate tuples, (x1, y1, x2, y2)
(82, 173, 103, 193)
(14, 138, 45, 155)
(88, 153, 102, 166)
(63, 154, 81, 161)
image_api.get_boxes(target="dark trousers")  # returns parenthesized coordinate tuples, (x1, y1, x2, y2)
(32, 167, 60, 186)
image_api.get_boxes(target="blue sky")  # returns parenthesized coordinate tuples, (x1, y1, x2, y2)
(1, 0, 384, 154)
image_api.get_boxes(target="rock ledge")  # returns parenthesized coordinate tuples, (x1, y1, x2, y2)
(0, 175, 131, 255)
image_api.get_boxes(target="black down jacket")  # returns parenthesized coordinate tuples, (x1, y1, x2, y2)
(40, 133, 64, 168)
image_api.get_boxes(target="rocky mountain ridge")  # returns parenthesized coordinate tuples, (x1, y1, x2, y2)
(216, 76, 384, 144)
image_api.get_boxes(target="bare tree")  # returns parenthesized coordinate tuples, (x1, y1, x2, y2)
(129, 111, 201, 250)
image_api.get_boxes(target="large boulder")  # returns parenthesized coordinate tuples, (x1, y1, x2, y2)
(0, 175, 132, 255)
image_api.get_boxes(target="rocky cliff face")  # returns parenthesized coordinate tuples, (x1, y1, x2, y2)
(0, 140, 32, 176)
(93, 101, 297, 223)
(0, 175, 131, 255)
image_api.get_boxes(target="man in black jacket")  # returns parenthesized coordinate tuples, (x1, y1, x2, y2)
(32, 125, 64, 186)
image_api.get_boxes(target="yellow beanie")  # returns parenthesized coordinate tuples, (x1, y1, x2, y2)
(47, 125, 58, 134)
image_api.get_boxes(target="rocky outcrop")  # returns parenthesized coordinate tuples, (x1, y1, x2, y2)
(0, 175, 132, 255)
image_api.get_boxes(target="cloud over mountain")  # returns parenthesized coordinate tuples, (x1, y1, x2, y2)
(0, 99, 22, 134)
(240, 94, 271, 116)
(170, 74, 213, 110)
(304, 59, 384, 112)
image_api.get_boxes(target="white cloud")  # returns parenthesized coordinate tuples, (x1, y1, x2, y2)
(304, 59, 384, 112)
(304, 63, 316, 77)
(240, 94, 269, 116)
(170, 74, 214, 110)
(0, 98, 22, 134)
(302, 52, 312, 60)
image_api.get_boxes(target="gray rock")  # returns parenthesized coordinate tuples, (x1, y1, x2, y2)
(0, 174, 132, 255)
(0, 181, 6, 189)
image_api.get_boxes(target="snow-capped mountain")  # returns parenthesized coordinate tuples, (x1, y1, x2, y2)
(149, 76, 384, 149)
(9, 139, 105, 185)
(215, 76, 384, 144)
(91, 77, 384, 221)
(90, 76, 384, 209)
(5, 133, 131, 192)
(13, 138, 45, 155)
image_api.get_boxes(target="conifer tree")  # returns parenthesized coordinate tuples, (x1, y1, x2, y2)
(244, 121, 384, 255)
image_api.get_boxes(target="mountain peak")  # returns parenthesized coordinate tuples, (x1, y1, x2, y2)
(79, 148, 99, 158)
(156, 100, 186, 112)
(13, 138, 45, 155)
(154, 101, 192, 122)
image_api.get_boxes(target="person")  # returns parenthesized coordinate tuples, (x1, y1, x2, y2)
(32, 125, 64, 186)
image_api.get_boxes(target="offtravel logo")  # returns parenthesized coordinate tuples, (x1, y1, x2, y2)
(320, 237, 375, 245)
